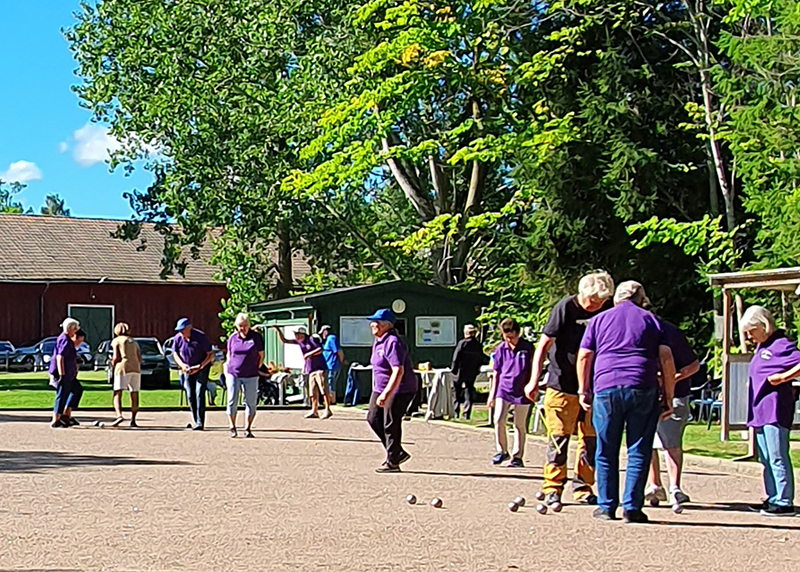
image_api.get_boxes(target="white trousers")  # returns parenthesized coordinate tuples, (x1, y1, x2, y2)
(494, 398, 531, 458)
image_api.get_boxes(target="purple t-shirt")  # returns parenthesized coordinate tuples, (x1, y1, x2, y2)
(580, 301, 664, 393)
(297, 336, 326, 374)
(747, 332, 800, 429)
(173, 329, 212, 367)
(661, 320, 697, 398)
(371, 332, 418, 394)
(48, 333, 77, 381)
(493, 338, 534, 405)
(226, 330, 263, 378)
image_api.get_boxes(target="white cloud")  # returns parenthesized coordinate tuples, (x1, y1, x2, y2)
(1, 160, 43, 183)
(58, 141, 69, 153)
(72, 123, 121, 167)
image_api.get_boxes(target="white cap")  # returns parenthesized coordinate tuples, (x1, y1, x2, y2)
(294, 326, 308, 335)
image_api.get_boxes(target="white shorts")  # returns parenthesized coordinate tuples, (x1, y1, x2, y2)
(113, 372, 142, 392)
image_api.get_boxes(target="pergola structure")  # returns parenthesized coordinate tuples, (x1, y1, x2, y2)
(708, 267, 800, 450)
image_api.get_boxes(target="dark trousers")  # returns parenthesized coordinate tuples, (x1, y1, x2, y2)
(453, 375, 476, 419)
(54, 378, 83, 415)
(184, 366, 210, 427)
(593, 386, 660, 513)
(367, 391, 414, 466)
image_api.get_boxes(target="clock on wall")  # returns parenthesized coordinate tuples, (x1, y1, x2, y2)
(391, 299, 407, 314)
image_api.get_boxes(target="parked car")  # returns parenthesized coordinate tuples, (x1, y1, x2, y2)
(104, 337, 172, 389)
(94, 340, 112, 370)
(11, 337, 93, 371)
(0, 341, 15, 369)
(163, 336, 177, 369)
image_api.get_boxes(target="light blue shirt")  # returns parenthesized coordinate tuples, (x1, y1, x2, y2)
(323, 334, 342, 371)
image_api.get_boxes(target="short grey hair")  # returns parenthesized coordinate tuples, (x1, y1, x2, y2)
(740, 305, 776, 336)
(234, 313, 250, 327)
(579, 272, 615, 301)
(61, 318, 80, 333)
(614, 280, 650, 307)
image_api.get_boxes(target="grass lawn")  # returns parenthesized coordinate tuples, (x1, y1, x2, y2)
(0, 370, 184, 409)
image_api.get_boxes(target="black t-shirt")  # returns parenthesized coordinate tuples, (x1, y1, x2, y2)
(451, 337, 485, 381)
(543, 295, 612, 394)
(660, 320, 697, 398)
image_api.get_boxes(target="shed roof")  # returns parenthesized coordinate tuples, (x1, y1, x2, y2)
(250, 280, 490, 313)
(708, 267, 800, 291)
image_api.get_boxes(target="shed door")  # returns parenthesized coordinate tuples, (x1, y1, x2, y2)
(68, 305, 114, 350)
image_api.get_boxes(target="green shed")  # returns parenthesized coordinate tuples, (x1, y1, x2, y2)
(250, 280, 489, 375)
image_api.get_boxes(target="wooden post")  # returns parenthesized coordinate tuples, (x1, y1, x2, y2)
(721, 288, 732, 441)
(735, 294, 748, 352)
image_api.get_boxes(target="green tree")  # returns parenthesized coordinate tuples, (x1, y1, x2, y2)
(40, 194, 71, 217)
(0, 181, 29, 214)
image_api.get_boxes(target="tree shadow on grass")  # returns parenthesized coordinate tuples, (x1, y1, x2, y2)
(0, 450, 193, 474)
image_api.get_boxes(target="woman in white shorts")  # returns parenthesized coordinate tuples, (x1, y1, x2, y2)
(111, 322, 142, 427)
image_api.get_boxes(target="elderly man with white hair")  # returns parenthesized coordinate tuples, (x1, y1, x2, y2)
(450, 324, 485, 420)
(524, 271, 614, 507)
(577, 281, 676, 523)
(741, 305, 800, 516)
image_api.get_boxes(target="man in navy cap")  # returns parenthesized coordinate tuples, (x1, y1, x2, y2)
(366, 308, 419, 473)
(172, 318, 214, 430)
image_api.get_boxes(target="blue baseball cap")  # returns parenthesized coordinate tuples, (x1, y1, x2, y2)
(175, 318, 192, 331)
(366, 308, 396, 323)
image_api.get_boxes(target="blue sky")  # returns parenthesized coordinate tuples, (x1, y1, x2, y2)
(0, 2, 153, 219)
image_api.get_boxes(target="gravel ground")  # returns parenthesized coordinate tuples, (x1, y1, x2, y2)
(0, 408, 798, 572)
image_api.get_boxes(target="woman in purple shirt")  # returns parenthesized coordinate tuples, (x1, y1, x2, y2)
(741, 305, 800, 517)
(489, 318, 534, 468)
(50, 319, 85, 428)
(366, 308, 418, 473)
(225, 313, 264, 438)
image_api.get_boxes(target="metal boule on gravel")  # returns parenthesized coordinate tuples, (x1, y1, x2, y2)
(514, 496, 526, 507)
(430, 497, 443, 509)
(406, 494, 417, 505)
(508, 502, 519, 513)
(536, 503, 548, 515)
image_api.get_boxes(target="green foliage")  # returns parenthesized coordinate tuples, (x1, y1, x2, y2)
(40, 194, 71, 217)
(0, 181, 29, 214)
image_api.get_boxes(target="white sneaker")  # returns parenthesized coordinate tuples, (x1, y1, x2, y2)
(670, 487, 691, 505)
(645, 484, 667, 503)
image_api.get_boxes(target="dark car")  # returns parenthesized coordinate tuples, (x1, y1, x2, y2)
(94, 340, 112, 370)
(162, 337, 222, 369)
(0, 341, 15, 369)
(105, 337, 172, 389)
(11, 337, 93, 371)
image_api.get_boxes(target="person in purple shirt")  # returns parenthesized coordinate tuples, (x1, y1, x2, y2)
(489, 318, 534, 468)
(646, 317, 700, 510)
(224, 313, 265, 438)
(272, 325, 332, 419)
(577, 281, 676, 523)
(366, 308, 418, 473)
(49, 319, 85, 428)
(172, 318, 215, 430)
(741, 305, 800, 517)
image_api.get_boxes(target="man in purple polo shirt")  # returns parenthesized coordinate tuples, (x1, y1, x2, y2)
(646, 318, 700, 510)
(273, 325, 332, 419)
(741, 305, 800, 516)
(172, 318, 214, 430)
(366, 308, 418, 473)
(577, 281, 676, 523)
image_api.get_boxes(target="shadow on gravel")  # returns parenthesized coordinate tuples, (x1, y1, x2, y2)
(405, 470, 543, 482)
(0, 413, 54, 423)
(651, 519, 800, 531)
(256, 435, 382, 444)
(0, 450, 193, 474)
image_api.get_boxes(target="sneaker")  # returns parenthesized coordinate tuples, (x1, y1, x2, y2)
(645, 484, 667, 503)
(50, 420, 65, 429)
(623, 510, 650, 524)
(304, 411, 319, 419)
(375, 463, 401, 474)
(508, 457, 524, 468)
(592, 508, 615, 521)
(129, 420, 138, 428)
(244, 430, 254, 439)
(670, 488, 691, 505)
(229, 428, 238, 438)
(111, 417, 124, 428)
(576, 493, 598, 505)
(760, 505, 796, 517)
(544, 492, 562, 507)
(192, 424, 204, 431)
(492, 452, 510, 465)
(397, 451, 411, 465)
(749, 500, 770, 513)
(320, 410, 333, 420)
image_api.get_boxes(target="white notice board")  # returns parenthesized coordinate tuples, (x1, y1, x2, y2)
(340, 316, 374, 347)
(283, 326, 305, 370)
(416, 316, 457, 347)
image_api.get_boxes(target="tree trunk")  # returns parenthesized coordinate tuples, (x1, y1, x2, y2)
(275, 225, 293, 299)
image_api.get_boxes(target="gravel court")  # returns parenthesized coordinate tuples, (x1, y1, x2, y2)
(0, 409, 798, 572)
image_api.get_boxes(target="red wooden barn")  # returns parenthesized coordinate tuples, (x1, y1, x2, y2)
(0, 215, 228, 350)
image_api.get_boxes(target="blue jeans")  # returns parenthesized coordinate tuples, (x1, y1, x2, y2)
(755, 424, 795, 507)
(183, 367, 209, 427)
(225, 375, 258, 418)
(593, 386, 660, 513)
(54, 377, 83, 415)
